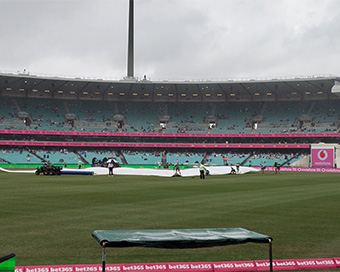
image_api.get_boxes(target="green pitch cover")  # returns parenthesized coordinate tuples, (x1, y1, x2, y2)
(92, 228, 272, 248)
(92, 228, 273, 272)
(0, 254, 15, 272)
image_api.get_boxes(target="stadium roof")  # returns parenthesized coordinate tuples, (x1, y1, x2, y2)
(0, 72, 339, 102)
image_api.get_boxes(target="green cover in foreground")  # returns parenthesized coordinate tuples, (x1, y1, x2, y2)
(0, 254, 15, 272)
(92, 228, 272, 248)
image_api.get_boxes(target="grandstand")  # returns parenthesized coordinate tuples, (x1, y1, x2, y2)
(1, 72, 340, 168)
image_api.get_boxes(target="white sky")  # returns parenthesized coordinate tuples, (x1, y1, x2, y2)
(0, 0, 339, 80)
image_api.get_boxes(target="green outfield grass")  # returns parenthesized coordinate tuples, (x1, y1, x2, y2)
(1, 171, 340, 266)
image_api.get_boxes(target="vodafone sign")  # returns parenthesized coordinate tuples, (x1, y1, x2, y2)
(312, 148, 334, 168)
(318, 150, 329, 161)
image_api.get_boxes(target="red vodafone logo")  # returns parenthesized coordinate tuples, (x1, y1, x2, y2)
(317, 150, 328, 161)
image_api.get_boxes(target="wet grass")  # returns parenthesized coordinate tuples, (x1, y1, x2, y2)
(1, 171, 339, 266)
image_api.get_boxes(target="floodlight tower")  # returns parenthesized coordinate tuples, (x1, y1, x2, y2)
(127, 0, 134, 78)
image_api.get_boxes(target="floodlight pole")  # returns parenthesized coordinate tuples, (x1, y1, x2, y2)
(127, 0, 134, 78)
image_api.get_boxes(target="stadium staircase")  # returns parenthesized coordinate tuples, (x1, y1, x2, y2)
(114, 102, 120, 115)
(28, 149, 46, 163)
(306, 101, 316, 116)
(161, 152, 167, 165)
(0, 157, 10, 164)
(258, 103, 266, 118)
(202, 153, 209, 164)
(117, 151, 128, 165)
(74, 151, 90, 165)
(63, 101, 71, 114)
(0, 149, 42, 164)
(290, 154, 310, 167)
(280, 156, 297, 166)
(13, 99, 21, 112)
(294, 102, 314, 132)
(250, 103, 266, 133)
(241, 153, 254, 166)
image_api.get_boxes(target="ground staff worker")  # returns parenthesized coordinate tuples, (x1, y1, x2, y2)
(108, 161, 114, 177)
(199, 163, 207, 179)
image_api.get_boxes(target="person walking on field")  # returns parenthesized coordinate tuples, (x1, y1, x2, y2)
(274, 162, 281, 174)
(276, 162, 281, 174)
(261, 163, 266, 174)
(108, 160, 114, 177)
(199, 163, 207, 179)
(174, 162, 181, 176)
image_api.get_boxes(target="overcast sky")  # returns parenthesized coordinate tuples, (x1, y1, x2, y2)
(0, 0, 339, 81)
